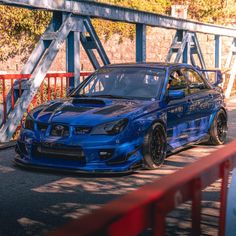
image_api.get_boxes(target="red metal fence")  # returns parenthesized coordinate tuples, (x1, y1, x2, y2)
(0, 72, 91, 126)
(49, 140, 236, 236)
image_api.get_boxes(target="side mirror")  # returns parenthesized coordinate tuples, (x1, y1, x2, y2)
(168, 90, 185, 100)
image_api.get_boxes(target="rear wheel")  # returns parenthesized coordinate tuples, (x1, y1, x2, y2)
(209, 109, 227, 145)
(143, 123, 167, 169)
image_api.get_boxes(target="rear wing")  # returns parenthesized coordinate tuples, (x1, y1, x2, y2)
(197, 69, 223, 87)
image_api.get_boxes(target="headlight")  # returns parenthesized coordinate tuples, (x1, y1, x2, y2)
(91, 119, 128, 135)
(24, 114, 34, 130)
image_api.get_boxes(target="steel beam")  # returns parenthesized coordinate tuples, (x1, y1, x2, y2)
(225, 38, 236, 99)
(0, 12, 109, 141)
(80, 17, 110, 70)
(225, 59, 236, 99)
(192, 33, 207, 69)
(5, 14, 58, 118)
(1, 0, 236, 37)
(67, 31, 81, 91)
(0, 13, 77, 142)
(215, 35, 222, 69)
(83, 17, 110, 66)
(166, 31, 206, 70)
(183, 35, 190, 64)
(225, 38, 236, 68)
(136, 24, 146, 62)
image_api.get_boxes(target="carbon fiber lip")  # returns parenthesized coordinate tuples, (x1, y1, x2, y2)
(13, 155, 137, 176)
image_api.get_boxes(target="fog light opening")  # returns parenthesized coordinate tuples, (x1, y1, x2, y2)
(99, 150, 113, 160)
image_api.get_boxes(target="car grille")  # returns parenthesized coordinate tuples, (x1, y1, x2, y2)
(34, 142, 85, 161)
(50, 124, 70, 137)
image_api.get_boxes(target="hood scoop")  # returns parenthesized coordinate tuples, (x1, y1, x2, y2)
(71, 98, 112, 106)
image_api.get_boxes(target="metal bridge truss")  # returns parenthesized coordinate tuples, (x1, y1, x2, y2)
(0, 11, 109, 142)
(166, 30, 206, 68)
(225, 38, 236, 98)
(0, 0, 236, 142)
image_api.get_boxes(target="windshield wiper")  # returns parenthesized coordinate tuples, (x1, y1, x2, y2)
(90, 94, 128, 99)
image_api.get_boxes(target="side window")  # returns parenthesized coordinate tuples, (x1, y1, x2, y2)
(183, 69, 209, 94)
(168, 70, 189, 95)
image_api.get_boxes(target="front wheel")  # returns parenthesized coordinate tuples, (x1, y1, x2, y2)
(208, 109, 227, 145)
(143, 123, 167, 169)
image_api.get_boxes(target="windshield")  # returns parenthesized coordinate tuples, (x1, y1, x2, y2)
(71, 67, 165, 100)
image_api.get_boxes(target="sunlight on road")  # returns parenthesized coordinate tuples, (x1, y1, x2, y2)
(41, 203, 101, 219)
(0, 164, 15, 173)
(1, 99, 236, 236)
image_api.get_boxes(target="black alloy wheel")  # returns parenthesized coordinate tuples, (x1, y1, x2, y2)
(209, 109, 227, 145)
(143, 123, 167, 169)
(216, 112, 227, 143)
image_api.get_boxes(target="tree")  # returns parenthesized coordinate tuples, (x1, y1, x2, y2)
(186, 0, 236, 24)
(0, 6, 51, 61)
(0, 0, 235, 62)
(93, 0, 171, 42)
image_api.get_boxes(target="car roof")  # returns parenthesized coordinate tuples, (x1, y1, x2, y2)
(102, 62, 193, 69)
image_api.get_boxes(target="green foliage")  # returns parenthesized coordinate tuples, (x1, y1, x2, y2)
(0, 0, 235, 62)
(0, 6, 51, 61)
(94, 0, 236, 42)
(99, 0, 171, 13)
(186, 0, 236, 24)
(94, 0, 171, 42)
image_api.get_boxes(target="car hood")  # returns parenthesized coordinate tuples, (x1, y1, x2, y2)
(30, 97, 159, 126)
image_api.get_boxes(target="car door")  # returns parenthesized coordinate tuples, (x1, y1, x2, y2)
(181, 68, 215, 141)
(166, 68, 191, 150)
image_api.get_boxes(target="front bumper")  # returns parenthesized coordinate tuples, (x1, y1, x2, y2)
(15, 131, 144, 173)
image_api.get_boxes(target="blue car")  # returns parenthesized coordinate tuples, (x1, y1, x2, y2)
(15, 63, 227, 173)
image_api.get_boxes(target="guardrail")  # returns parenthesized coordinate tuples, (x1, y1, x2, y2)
(49, 140, 236, 236)
(0, 72, 91, 127)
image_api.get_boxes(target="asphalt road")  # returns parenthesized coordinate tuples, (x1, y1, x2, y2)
(1, 99, 236, 236)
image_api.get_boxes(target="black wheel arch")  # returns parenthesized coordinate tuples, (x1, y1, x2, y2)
(220, 107, 228, 119)
(149, 119, 167, 133)
(211, 107, 228, 127)
(208, 107, 228, 145)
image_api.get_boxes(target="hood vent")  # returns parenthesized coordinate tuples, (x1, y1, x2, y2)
(61, 106, 92, 113)
(94, 105, 126, 115)
(72, 98, 106, 106)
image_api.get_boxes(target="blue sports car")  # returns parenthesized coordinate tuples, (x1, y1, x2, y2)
(15, 63, 227, 173)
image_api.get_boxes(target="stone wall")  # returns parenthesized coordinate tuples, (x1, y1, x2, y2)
(0, 27, 234, 73)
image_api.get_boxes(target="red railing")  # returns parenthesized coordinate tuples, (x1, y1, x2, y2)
(49, 140, 236, 236)
(0, 72, 91, 126)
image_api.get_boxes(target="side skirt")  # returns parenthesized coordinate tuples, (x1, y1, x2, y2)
(166, 134, 210, 157)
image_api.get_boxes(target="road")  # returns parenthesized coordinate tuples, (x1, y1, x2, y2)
(1, 99, 236, 236)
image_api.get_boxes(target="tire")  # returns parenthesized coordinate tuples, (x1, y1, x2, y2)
(143, 123, 167, 169)
(208, 109, 227, 145)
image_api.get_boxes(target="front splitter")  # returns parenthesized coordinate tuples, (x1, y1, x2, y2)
(13, 155, 141, 176)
